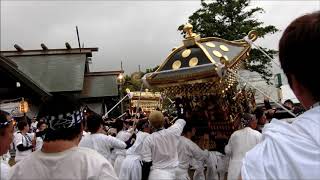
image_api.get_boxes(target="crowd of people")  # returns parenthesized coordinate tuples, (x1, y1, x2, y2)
(0, 11, 319, 180)
(0, 94, 255, 180)
(0, 95, 299, 180)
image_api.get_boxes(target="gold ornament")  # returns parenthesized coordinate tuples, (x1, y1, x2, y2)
(189, 57, 198, 67)
(182, 49, 191, 58)
(213, 50, 222, 58)
(206, 42, 216, 48)
(219, 45, 229, 52)
(172, 60, 182, 70)
(223, 55, 229, 61)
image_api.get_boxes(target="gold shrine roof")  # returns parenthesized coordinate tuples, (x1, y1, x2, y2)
(143, 23, 257, 90)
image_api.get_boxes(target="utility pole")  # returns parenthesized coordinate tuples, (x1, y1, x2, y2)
(76, 26, 81, 52)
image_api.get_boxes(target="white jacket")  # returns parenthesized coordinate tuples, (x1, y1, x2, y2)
(142, 119, 186, 180)
(242, 106, 320, 179)
(225, 127, 261, 180)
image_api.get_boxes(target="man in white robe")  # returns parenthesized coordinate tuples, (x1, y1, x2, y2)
(241, 11, 320, 179)
(191, 159, 206, 180)
(141, 111, 186, 180)
(79, 114, 127, 162)
(206, 150, 229, 180)
(225, 113, 261, 180)
(176, 127, 209, 180)
(119, 120, 150, 180)
(113, 122, 134, 176)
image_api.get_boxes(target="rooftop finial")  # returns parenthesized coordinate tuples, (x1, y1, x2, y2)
(182, 23, 200, 47)
(183, 23, 195, 38)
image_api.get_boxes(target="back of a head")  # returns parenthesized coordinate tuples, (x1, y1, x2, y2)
(254, 107, 264, 120)
(37, 121, 46, 129)
(182, 125, 192, 135)
(17, 120, 28, 131)
(241, 113, 255, 128)
(0, 110, 10, 136)
(279, 11, 320, 102)
(115, 119, 124, 132)
(284, 99, 294, 106)
(37, 95, 84, 142)
(148, 111, 164, 129)
(86, 114, 103, 134)
(136, 118, 148, 131)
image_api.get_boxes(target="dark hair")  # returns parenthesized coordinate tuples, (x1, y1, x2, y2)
(182, 126, 192, 135)
(37, 121, 46, 129)
(279, 11, 320, 101)
(136, 119, 148, 131)
(44, 123, 82, 142)
(38, 95, 83, 142)
(284, 99, 294, 105)
(86, 114, 103, 133)
(254, 107, 265, 120)
(0, 110, 10, 136)
(17, 121, 28, 131)
(115, 119, 124, 132)
(243, 113, 254, 121)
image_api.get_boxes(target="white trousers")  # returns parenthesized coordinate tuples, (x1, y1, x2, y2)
(175, 167, 190, 180)
(227, 159, 242, 180)
(149, 168, 176, 180)
(114, 154, 125, 176)
(119, 155, 141, 180)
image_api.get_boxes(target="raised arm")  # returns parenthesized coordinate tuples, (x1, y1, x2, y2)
(167, 119, 186, 136)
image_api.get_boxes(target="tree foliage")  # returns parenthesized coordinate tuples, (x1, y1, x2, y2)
(178, 0, 278, 83)
(123, 65, 159, 92)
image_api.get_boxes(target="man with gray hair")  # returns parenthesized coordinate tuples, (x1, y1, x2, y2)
(224, 113, 261, 180)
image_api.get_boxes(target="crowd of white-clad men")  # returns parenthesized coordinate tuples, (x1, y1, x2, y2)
(1, 93, 228, 180)
(0, 92, 263, 180)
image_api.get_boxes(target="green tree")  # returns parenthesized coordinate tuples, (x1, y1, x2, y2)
(122, 66, 159, 93)
(145, 65, 159, 74)
(179, 0, 278, 83)
(121, 67, 159, 112)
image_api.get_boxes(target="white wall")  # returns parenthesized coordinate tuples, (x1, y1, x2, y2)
(238, 56, 298, 104)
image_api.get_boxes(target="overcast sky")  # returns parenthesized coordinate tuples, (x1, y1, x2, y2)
(1, 1, 319, 74)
